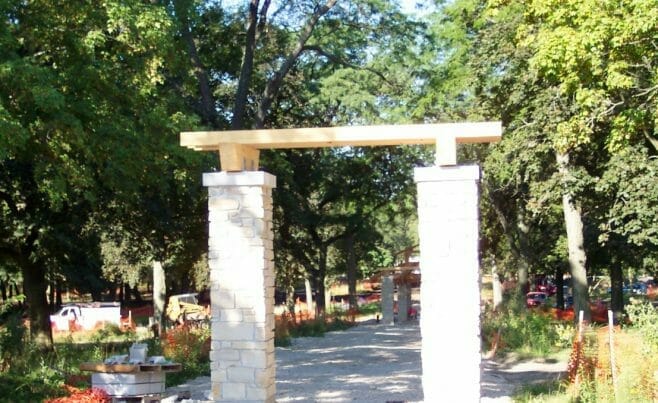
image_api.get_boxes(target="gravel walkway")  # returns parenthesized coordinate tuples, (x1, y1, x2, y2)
(164, 321, 566, 402)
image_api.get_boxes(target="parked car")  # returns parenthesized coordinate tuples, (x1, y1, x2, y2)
(526, 291, 548, 308)
(534, 278, 557, 296)
(50, 302, 121, 332)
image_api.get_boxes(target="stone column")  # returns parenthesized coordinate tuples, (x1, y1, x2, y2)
(397, 283, 410, 322)
(415, 165, 481, 402)
(204, 171, 276, 402)
(381, 274, 395, 325)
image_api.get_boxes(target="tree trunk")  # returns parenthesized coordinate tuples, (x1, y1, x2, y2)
(556, 151, 591, 321)
(55, 280, 62, 307)
(22, 260, 53, 350)
(152, 260, 166, 337)
(130, 284, 143, 302)
(286, 282, 296, 320)
(48, 271, 55, 310)
(232, 0, 260, 130)
(486, 185, 532, 306)
(0, 280, 6, 301)
(555, 265, 565, 309)
(516, 208, 531, 295)
(609, 263, 624, 323)
(345, 234, 358, 310)
(315, 245, 328, 315)
(490, 255, 503, 311)
(304, 277, 313, 314)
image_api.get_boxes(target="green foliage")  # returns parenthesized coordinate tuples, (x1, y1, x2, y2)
(513, 379, 567, 402)
(0, 299, 26, 372)
(0, 369, 63, 403)
(355, 302, 381, 316)
(626, 300, 658, 350)
(482, 304, 570, 357)
(277, 315, 354, 343)
(597, 146, 658, 249)
(161, 326, 211, 387)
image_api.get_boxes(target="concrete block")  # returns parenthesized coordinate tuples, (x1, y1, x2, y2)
(91, 372, 164, 397)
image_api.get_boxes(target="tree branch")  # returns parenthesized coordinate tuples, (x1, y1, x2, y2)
(255, 0, 338, 128)
(232, 0, 260, 130)
(302, 44, 394, 86)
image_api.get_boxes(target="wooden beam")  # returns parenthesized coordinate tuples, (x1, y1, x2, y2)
(436, 135, 457, 166)
(181, 121, 502, 170)
(218, 143, 260, 172)
(180, 122, 502, 151)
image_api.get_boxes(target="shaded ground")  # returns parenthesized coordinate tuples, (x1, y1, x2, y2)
(165, 321, 566, 402)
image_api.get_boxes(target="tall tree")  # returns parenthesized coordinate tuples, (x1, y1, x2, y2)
(0, 0, 202, 347)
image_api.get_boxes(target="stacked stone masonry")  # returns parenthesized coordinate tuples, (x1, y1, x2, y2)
(204, 172, 276, 403)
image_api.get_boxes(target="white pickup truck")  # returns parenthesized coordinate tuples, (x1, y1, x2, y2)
(50, 302, 121, 332)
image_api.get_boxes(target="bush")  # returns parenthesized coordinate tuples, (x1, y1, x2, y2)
(161, 325, 210, 386)
(626, 300, 658, 349)
(482, 304, 568, 357)
(0, 310, 26, 372)
(274, 313, 354, 346)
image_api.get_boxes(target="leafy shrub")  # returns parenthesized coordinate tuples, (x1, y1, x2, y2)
(0, 310, 26, 371)
(626, 300, 658, 349)
(161, 325, 210, 386)
(275, 313, 353, 345)
(482, 304, 566, 357)
(356, 302, 381, 316)
(274, 318, 292, 347)
(289, 318, 327, 338)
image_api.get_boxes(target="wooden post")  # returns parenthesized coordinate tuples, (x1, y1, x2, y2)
(608, 310, 618, 401)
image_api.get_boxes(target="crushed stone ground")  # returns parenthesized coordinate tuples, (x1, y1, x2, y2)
(164, 320, 566, 402)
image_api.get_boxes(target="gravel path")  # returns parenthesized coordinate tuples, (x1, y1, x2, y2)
(164, 321, 566, 402)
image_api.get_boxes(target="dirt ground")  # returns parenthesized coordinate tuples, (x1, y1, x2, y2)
(165, 320, 567, 402)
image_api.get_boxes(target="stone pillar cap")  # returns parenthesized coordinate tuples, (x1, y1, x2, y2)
(203, 171, 277, 188)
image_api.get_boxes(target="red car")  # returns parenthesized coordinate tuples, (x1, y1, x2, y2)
(526, 291, 548, 308)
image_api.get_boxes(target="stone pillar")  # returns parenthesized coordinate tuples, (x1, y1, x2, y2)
(415, 165, 481, 402)
(204, 171, 276, 402)
(397, 283, 410, 322)
(381, 274, 395, 325)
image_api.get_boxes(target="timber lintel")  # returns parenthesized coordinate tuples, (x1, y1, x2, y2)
(181, 122, 502, 171)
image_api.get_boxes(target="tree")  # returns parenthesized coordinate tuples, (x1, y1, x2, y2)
(0, 0, 200, 347)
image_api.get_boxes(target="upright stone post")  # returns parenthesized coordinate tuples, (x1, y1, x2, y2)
(204, 171, 276, 402)
(397, 283, 410, 322)
(381, 274, 395, 325)
(415, 165, 481, 401)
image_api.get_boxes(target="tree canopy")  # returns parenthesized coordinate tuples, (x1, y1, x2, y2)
(2, 0, 657, 347)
